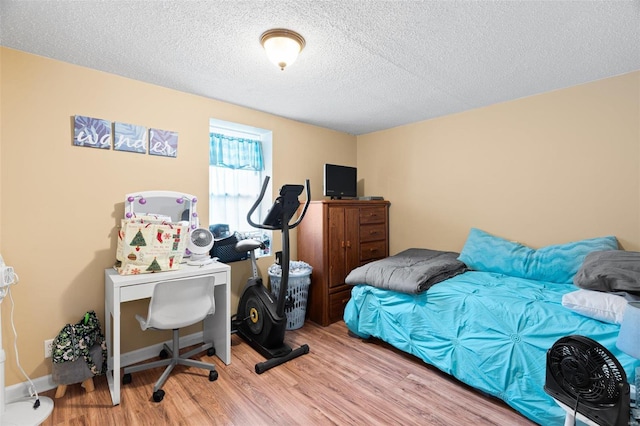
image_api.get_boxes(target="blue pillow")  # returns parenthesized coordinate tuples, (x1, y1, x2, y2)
(458, 228, 618, 283)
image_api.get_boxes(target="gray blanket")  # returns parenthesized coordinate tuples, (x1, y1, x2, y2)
(574, 250, 640, 295)
(345, 248, 467, 294)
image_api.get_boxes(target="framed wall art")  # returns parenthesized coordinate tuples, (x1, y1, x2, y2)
(114, 122, 147, 154)
(149, 128, 178, 158)
(73, 115, 111, 149)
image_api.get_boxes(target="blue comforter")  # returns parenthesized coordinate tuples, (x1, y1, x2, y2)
(344, 271, 639, 425)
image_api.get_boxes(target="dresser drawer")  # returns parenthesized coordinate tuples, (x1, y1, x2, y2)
(360, 240, 387, 262)
(329, 288, 352, 323)
(359, 207, 386, 225)
(360, 223, 386, 243)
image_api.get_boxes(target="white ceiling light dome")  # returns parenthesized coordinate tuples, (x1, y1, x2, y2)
(260, 28, 306, 70)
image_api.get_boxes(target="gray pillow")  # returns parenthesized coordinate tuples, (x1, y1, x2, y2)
(574, 250, 640, 295)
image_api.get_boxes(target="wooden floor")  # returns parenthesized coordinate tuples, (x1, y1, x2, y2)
(41, 320, 535, 425)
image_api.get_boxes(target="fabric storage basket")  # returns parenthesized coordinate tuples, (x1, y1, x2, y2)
(268, 261, 312, 330)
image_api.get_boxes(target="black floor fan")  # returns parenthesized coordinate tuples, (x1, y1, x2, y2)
(232, 176, 311, 374)
(544, 335, 630, 426)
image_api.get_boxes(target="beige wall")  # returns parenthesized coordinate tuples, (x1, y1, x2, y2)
(2, 47, 639, 389)
(358, 71, 640, 254)
(0, 47, 356, 386)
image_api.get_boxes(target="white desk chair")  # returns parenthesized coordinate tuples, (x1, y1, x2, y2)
(122, 275, 218, 402)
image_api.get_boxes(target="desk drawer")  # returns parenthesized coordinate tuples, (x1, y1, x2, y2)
(121, 282, 154, 301)
(120, 270, 227, 301)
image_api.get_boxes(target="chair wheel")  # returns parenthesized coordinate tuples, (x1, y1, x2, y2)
(207, 347, 216, 356)
(122, 373, 132, 385)
(152, 389, 165, 402)
(209, 370, 218, 381)
(159, 349, 169, 359)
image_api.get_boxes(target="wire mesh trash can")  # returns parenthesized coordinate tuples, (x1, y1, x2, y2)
(268, 261, 312, 330)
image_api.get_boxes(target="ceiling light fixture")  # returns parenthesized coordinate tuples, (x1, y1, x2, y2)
(260, 28, 306, 71)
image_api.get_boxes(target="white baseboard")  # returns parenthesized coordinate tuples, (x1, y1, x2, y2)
(5, 331, 204, 403)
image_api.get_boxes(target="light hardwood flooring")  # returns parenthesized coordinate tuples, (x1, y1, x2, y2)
(40, 320, 535, 425)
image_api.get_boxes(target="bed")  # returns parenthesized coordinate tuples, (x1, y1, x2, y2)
(343, 228, 640, 426)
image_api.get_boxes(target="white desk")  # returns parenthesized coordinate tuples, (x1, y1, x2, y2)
(104, 262, 231, 406)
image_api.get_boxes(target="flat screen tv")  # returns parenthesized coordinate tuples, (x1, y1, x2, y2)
(324, 164, 357, 199)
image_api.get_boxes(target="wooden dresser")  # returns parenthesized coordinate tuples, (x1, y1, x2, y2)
(297, 200, 390, 326)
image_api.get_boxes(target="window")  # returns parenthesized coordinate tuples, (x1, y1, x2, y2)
(209, 119, 272, 257)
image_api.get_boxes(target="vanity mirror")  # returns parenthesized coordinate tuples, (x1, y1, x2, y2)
(124, 190, 199, 230)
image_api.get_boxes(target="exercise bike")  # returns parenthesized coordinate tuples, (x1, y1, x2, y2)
(232, 176, 311, 374)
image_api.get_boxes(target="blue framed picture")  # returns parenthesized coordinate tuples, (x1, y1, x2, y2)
(149, 128, 178, 158)
(73, 115, 111, 149)
(114, 122, 147, 154)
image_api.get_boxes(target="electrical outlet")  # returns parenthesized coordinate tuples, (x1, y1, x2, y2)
(44, 339, 54, 358)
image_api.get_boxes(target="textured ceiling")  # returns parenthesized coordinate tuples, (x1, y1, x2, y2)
(1, 1, 639, 135)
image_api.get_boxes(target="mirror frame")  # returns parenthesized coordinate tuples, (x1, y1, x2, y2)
(124, 190, 199, 230)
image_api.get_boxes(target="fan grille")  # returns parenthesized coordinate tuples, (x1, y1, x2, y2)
(191, 229, 213, 248)
(2, 265, 15, 286)
(547, 336, 626, 405)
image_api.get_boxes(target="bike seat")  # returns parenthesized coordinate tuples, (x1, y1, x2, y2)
(235, 239, 265, 252)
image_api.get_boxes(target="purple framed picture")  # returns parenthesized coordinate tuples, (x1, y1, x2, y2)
(149, 128, 178, 158)
(73, 115, 111, 149)
(114, 122, 147, 154)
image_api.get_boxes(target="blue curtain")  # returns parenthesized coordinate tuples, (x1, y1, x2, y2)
(209, 133, 263, 171)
